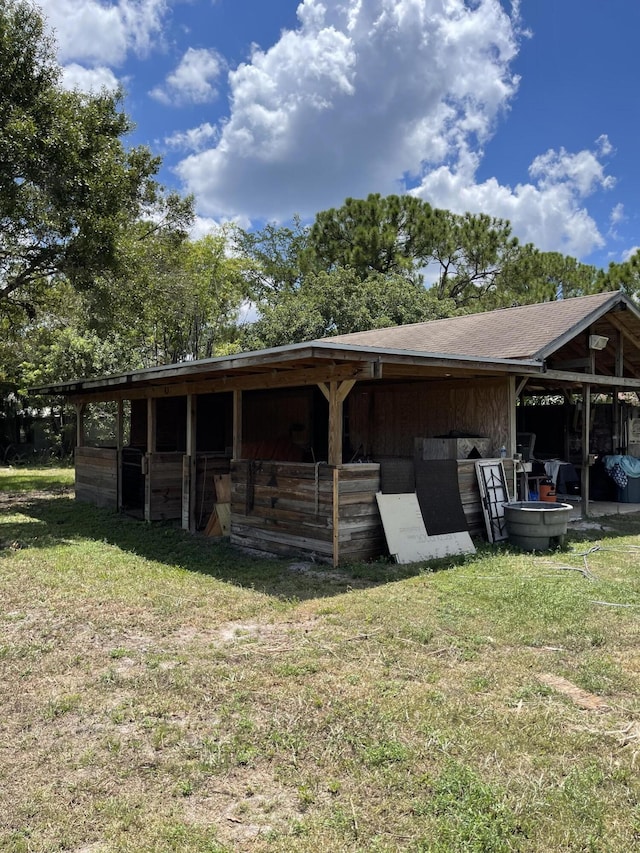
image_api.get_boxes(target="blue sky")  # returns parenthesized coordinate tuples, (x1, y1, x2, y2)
(39, 0, 640, 270)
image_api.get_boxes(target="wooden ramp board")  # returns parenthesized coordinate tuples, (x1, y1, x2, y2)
(214, 473, 231, 503)
(204, 506, 222, 536)
(204, 502, 231, 537)
(375, 493, 475, 564)
(216, 502, 231, 535)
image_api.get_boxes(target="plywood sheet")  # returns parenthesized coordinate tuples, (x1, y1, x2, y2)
(375, 493, 475, 564)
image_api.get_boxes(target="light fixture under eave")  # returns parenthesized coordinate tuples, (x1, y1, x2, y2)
(589, 334, 609, 351)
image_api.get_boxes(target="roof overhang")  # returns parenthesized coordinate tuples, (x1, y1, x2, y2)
(31, 340, 545, 403)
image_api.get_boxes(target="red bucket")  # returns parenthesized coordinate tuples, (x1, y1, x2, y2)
(539, 478, 556, 502)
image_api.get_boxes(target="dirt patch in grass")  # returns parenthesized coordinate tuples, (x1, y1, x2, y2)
(538, 673, 610, 711)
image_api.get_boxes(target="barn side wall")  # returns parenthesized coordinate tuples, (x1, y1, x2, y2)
(229, 461, 381, 563)
(347, 377, 511, 459)
(75, 446, 118, 509)
(147, 452, 183, 521)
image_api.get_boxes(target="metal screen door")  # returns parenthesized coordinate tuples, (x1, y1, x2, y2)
(475, 460, 510, 543)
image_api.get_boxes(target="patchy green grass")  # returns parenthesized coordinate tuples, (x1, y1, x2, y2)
(1, 468, 640, 851)
(0, 464, 74, 493)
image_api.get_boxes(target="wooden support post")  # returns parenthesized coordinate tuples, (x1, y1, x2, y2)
(145, 397, 156, 522)
(321, 379, 356, 468)
(183, 394, 197, 531)
(75, 403, 85, 449)
(614, 329, 624, 453)
(233, 390, 242, 460)
(581, 384, 591, 518)
(508, 376, 517, 499)
(327, 382, 341, 467)
(116, 400, 124, 511)
(332, 467, 340, 568)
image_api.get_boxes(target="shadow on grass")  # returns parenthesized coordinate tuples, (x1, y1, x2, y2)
(0, 491, 437, 601)
(4, 491, 640, 600)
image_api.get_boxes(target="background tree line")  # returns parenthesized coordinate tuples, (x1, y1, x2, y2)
(2, 0, 639, 427)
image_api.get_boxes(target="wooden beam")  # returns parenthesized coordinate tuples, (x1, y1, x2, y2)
(146, 398, 156, 453)
(541, 369, 640, 389)
(515, 377, 529, 399)
(332, 467, 340, 568)
(233, 390, 242, 460)
(75, 403, 85, 448)
(327, 382, 342, 467)
(145, 398, 156, 523)
(607, 312, 640, 353)
(337, 379, 356, 404)
(326, 380, 356, 467)
(508, 376, 516, 460)
(66, 363, 373, 405)
(615, 328, 624, 377)
(183, 394, 197, 531)
(116, 400, 123, 512)
(581, 384, 591, 519)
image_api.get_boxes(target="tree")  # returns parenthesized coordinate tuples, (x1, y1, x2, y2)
(304, 194, 547, 310)
(234, 217, 310, 301)
(601, 250, 640, 300)
(136, 231, 250, 364)
(426, 211, 524, 306)
(0, 0, 191, 323)
(305, 193, 435, 281)
(243, 268, 444, 349)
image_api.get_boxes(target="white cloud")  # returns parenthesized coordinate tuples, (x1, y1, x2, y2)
(529, 144, 615, 197)
(38, 0, 166, 66)
(610, 203, 625, 226)
(189, 215, 251, 241)
(151, 48, 224, 106)
(176, 0, 521, 221)
(164, 123, 219, 152)
(60, 63, 120, 93)
(413, 140, 615, 257)
(622, 246, 639, 263)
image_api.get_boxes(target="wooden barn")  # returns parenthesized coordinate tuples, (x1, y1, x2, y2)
(33, 290, 640, 565)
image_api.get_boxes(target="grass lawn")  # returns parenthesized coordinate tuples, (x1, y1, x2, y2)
(1, 466, 639, 852)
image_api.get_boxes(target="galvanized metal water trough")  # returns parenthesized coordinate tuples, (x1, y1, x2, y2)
(503, 501, 573, 551)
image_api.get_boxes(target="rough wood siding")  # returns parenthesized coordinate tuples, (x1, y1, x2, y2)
(148, 452, 183, 520)
(230, 460, 334, 559)
(229, 461, 382, 563)
(348, 378, 511, 458)
(337, 464, 383, 562)
(75, 446, 118, 508)
(244, 388, 314, 446)
(193, 454, 231, 530)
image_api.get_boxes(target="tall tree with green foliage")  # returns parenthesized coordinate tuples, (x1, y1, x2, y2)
(243, 268, 446, 349)
(304, 194, 553, 309)
(600, 250, 640, 300)
(305, 194, 435, 280)
(133, 231, 250, 364)
(478, 249, 604, 309)
(234, 216, 310, 301)
(0, 0, 191, 325)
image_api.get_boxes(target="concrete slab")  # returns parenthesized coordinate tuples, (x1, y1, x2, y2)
(556, 497, 640, 521)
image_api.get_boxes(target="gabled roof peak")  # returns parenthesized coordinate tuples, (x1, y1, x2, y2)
(322, 291, 631, 361)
